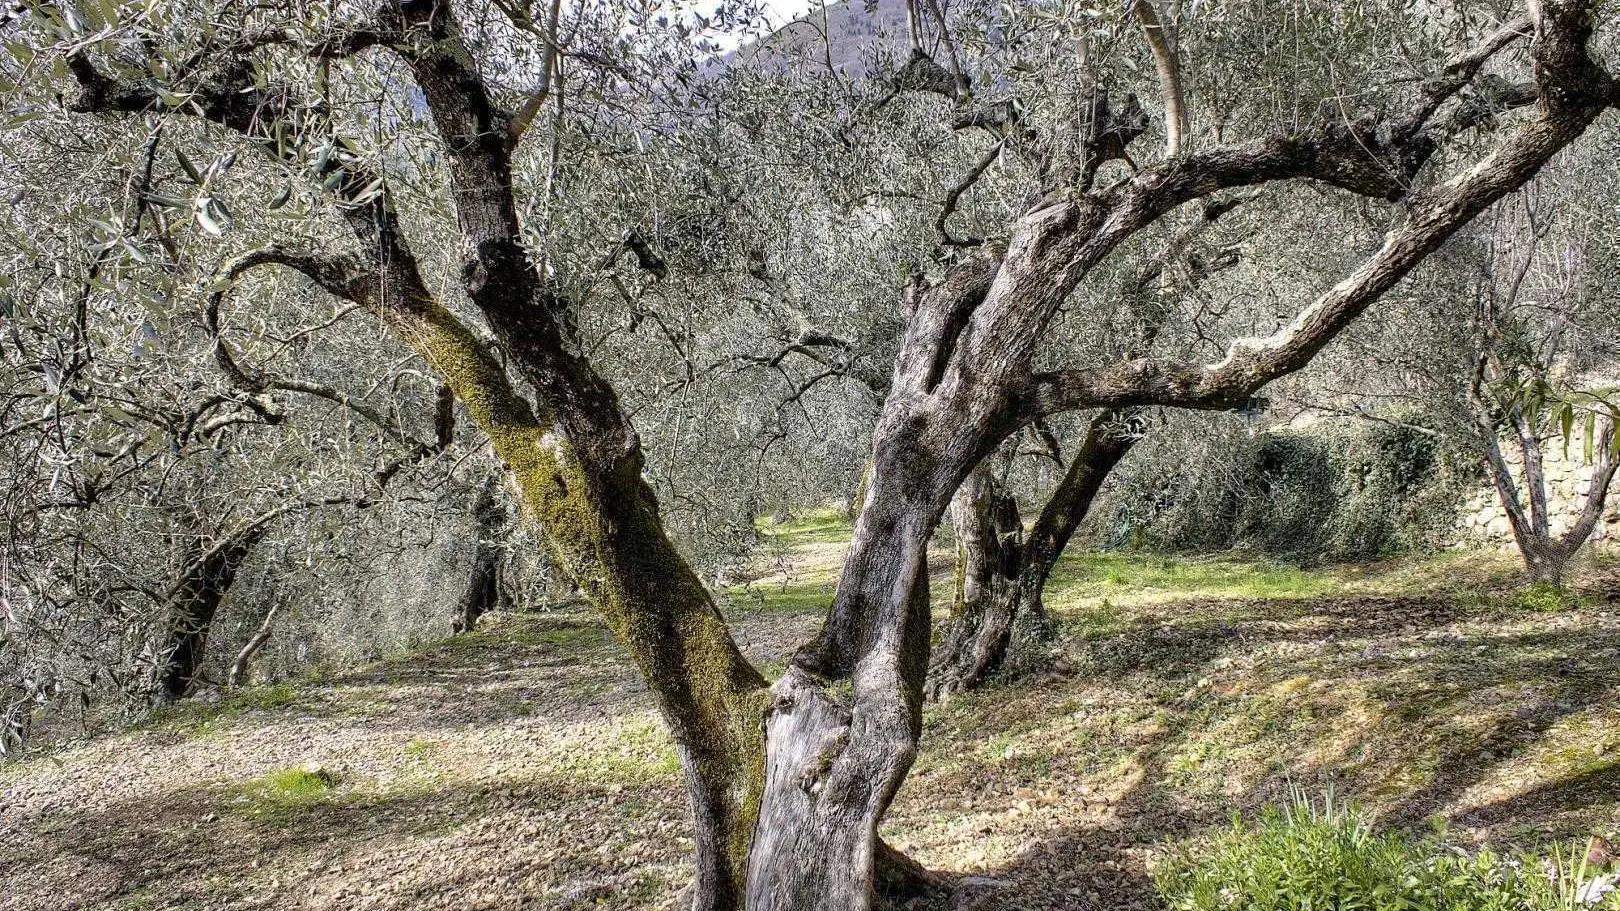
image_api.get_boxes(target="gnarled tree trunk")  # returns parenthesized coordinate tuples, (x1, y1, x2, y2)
(749, 403, 977, 911)
(927, 456, 1029, 698)
(67, 2, 1613, 907)
(927, 410, 1141, 698)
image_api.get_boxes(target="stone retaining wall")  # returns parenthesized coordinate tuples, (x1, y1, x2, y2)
(1457, 424, 1618, 544)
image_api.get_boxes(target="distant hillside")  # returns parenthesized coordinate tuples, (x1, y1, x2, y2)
(725, 0, 912, 77)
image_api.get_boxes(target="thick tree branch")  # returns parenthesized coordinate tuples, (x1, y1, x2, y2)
(507, 0, 563, 143)
(1393, 16, 1533, 140)
(1018, 61, 1613, 419)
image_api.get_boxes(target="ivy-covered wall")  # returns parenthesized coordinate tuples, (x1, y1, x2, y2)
(1091, 418, 1478, 562)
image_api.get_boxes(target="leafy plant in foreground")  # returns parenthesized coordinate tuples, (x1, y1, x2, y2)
(1154, 786, 1620, 910)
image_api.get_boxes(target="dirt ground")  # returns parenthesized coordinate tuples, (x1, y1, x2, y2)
(5, 534, 1618, 911)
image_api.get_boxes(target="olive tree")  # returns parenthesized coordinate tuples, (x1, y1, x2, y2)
(9, 0, 1618, 907)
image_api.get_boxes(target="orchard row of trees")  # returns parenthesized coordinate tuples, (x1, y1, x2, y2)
(2, 0, 1619, 907)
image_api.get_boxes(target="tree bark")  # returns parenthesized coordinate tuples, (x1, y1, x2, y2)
(155, 529, 264, 703)
(226, 600, 282, 689)
(453, 474, 512, 633)
(926, 410, 1140, 699)
(743, 6, 1612, 887)
(927, 458, 1027, 699)
(1478, 403, 1618, 586)
(64, 3, 1613, 907)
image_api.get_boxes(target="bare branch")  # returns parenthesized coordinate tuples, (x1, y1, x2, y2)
(1019, 54, 1614, 420)
(507, 0, 563, 144)
(937, 140, 1004, 247)
(1132, 0, 1187, 156)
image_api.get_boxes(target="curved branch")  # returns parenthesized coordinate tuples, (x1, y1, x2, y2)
(1019, 67, 1614, 420)
(202, 247, 445, 451)
(938, 139, 1004, 247)
(507, 0, 563, 144)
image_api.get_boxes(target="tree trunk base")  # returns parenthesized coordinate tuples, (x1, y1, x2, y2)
(925, 584, 1056, 701)
(746, 666, 923, 911)
(875, 840, 952, 910)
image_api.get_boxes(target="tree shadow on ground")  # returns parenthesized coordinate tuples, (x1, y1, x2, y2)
(1373, 627, 1620, 833)
(8, 766, 690, 911)
(911, 591, 1620, 909)
(1455, 760, 1620, 836)
(12, 587, 1619, 911)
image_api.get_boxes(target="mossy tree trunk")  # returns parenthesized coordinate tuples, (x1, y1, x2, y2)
(75, 6, 773, 898)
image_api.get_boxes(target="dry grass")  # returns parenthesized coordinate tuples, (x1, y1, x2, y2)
(4, 523, 1618, 911)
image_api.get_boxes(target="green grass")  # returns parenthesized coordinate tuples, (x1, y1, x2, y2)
(756, 508, 853, 547)
(1047, 551, 1339, 608)
(1516, 581, 1590, 613)
(543, 713, 682, 784)
(451, 615, 607, 650)
(1156, 787, 1620, 911)
(147, 682, 301, 733)
(728, 577, 835, 614)
(222, 766, 340, 820)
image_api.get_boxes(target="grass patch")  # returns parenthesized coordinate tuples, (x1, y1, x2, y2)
(147, 682, 301, 733)
(453, 615, 607, 650)
(222, 765, 340, 820)
(1516, 581, 1589, 613)
(756, 508, 852, 547)
(362, 615, 611, 678)
(544, 713, 682, 785)
(728, 577, 835, 614)
(1334, 549, 1527, 599)
(1047, 551, 1337, 610)
(1156, 787, 1620, 910)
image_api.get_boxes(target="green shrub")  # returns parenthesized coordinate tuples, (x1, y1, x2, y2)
(1154, 787, 1620, 911)
(1099, 416, 1475, 562)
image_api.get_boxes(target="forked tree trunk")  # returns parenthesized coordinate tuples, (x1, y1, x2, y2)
(748, 450, 952, 911)
(64, 2, 1607, 905)
(155, 528, 265, 703)
(1479, 407, 1618, 586)
(927, 410, 1140, 698)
